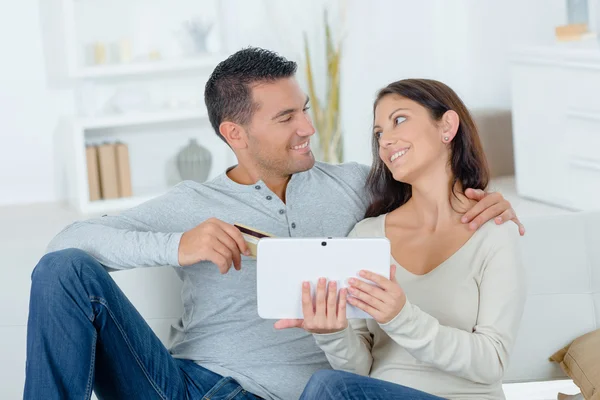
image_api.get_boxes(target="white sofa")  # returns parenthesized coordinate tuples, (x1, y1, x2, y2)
(501, 210, 600, 398)
(1, 202, 598, 399)
(106, 209, 600, 399)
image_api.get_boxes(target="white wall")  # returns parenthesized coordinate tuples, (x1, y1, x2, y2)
(341, 0, 567, 166)
(0, 0, 568, 207)
(0, 0, 74, 207)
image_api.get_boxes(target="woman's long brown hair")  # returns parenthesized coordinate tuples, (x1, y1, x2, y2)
(365, 79, 489, 218)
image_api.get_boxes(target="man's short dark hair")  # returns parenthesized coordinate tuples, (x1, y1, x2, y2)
(204, 47, 298, 143)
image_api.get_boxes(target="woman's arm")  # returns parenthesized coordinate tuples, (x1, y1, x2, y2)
(350, 228, 527, 384)
(313, 319, 374, 376)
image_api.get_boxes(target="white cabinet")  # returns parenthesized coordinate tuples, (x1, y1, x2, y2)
(510, 44, 600, 210)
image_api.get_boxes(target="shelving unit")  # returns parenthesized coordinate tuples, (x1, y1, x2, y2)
(77, 108, 209, 130)
(59, 0, 229, 214)
(72, 55, 224, 79)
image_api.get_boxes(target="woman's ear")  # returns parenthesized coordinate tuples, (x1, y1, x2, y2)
(220, 122, 248, 150)
(440, 110, 460, 144)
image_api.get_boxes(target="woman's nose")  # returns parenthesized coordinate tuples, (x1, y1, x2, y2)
(380, 131, 397, 147)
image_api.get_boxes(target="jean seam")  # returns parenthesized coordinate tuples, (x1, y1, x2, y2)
(224, 386, 243, 400)
(83, 330, 97, 400)
(202, 377, 234, 400)
(90, 296, 168, 400)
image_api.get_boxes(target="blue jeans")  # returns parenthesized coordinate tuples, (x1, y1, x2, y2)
(24, 248, 261, 400)
(300, 370, 447, 400)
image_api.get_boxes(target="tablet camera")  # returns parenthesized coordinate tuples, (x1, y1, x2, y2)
(321, 241, 327, 246)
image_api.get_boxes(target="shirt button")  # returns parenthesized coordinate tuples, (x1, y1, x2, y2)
(266, 195, 272, 200)
(254, 185, 261, 190)
(279, 209, 285, 215)
(291, 222, 296, 229)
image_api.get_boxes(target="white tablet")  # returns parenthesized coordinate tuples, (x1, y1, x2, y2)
(256, 237, 391, 319)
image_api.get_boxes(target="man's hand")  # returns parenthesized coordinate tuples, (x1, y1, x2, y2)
(463, 189, 526, 236)
(178, 218, 250, 273)
(274, 278, 348, 334)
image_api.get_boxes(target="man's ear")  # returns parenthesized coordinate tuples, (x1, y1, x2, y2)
(440, 110, 460, 143)
(220, 121, 248, 150)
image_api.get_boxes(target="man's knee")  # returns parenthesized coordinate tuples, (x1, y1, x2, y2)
(32, 248, 102, 286)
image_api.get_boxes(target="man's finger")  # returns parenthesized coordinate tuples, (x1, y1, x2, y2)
(301, 281, 314, 319)
(464, 188, 486, 201)
(461, 192, 501, 223)
(390, 264, 397, 282)
(495, 208, 516, 224)
(216, 232, 242, 270)
(274, 319, 304, 330)
(514, 216, 526, 236)
(315, 278, 327, 317)
(215, 220, 251, 256)
(212, 243, 233, 273)
(496, 209, 526, 236)
(327, 281, 337, 319)
(210, 252, 230, 274)
(467, 202, 506, 231)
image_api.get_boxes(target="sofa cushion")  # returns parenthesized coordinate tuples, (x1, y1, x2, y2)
(550, 329, 600, 400)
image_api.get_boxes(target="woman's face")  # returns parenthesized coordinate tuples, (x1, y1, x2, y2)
(373, 95, 451, 184)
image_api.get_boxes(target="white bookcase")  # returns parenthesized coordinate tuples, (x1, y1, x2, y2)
(59, 0, 234, 214)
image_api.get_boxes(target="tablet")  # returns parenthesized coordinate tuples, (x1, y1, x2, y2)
(256, 237, 391, 319)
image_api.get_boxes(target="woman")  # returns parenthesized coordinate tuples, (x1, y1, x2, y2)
(296, 79, 526, 399)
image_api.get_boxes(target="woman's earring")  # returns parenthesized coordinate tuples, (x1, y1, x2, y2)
(444, 136, 449, 142)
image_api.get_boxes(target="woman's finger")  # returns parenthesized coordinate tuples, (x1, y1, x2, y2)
(327, 281, 338, 319)
(315, 278, 327, 317)
(337, 288, 348, 323)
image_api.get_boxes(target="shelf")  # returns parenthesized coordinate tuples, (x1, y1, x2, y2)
(83, 192, 165, 214)
(77, 108, 208, 130)
(72, 55, 223, 79)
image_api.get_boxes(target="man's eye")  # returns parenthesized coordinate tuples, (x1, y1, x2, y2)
(281, 116, 293, 123)
(303, 106, 311, 112)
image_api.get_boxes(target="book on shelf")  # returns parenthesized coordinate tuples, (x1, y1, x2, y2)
(85, 146, 101, 201)
(115, 142, 133, 198)
(86, 142, 133, 202)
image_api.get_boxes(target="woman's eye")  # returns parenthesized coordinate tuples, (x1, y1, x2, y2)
(374, 131, 382, 139)
(394, 116, 406, 125)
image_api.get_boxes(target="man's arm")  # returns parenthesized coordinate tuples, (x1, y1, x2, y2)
(47, 183, 249, 271)
(354, 163, 525, 235)
(47, 185, 190, 270)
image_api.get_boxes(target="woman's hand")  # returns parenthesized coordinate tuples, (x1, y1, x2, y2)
(274, 278, 349, 334)
(347, 265, 406, 324)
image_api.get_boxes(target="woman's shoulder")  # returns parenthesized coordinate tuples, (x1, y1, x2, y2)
(475, 220, 521, 250)
(348, 214, 387, 238)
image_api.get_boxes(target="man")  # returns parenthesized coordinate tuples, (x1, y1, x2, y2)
(24, 47, 522, 400)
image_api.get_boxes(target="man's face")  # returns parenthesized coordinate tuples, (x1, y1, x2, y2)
(244, 77, 316, 176)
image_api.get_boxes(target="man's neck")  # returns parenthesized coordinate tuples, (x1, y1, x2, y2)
(227, 165, 291, 203)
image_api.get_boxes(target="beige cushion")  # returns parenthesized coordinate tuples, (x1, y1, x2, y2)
(550, 329, 600, 400)
(471, 108, 515, 178)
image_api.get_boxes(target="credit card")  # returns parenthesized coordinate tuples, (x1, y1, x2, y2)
(234, 223, 274, 258)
